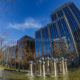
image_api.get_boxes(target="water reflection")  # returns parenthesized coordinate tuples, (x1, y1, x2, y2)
(1, 68, 80, 80)
(63, 73, 69, 80)
(54, 77, 58, 80)
(0, 69, 6, 80)
(0, 69, 2, 80)
(29, 77, 34, 80)
(0, 71, 69, 80)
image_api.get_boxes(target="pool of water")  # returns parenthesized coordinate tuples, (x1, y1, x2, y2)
(1, 67, 80, 80)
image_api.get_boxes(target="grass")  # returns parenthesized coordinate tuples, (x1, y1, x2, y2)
(0, 65, 29, 80)
(0, 65, 7, 69)
(4, 70, 28, 80)
(0, 65, 17, 72)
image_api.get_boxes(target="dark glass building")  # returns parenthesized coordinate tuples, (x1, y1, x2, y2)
(35, 2, 80, 59)
(16, 35, 35, 60)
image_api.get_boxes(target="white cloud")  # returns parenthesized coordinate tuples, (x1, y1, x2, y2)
(8, 18, 43, 30)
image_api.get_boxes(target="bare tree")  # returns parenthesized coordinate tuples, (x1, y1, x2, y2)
(0, 31, 8, 64)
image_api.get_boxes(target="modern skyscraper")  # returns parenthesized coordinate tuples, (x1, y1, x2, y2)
(35, 2, 80, 59)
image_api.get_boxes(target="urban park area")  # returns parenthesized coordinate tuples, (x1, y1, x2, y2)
(0, 0, 80, 80)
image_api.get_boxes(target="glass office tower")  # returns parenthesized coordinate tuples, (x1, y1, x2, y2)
(35, 2, 80, 58)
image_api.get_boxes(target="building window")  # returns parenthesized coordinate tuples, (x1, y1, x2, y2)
(69, 3, 80, 23)
(49, 23, 58, 40)
(51, 13, 57, 21)
(42, 27, 50, 55)
(60, 18, 74, 50)
(58, 20, 65, 37)
(63, 7, 78, 31)
(57, 10, 63, 17)
(35, 31, 42, 57)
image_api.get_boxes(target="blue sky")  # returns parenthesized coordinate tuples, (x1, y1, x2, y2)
(0, 0, 80, 45)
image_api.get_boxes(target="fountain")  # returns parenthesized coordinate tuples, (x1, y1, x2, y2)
(28, 57, 68, 78)
(51, 57, 54, 74)
(59, 61, 62, 73)
(29, 61, 33, 77)
(54, 58, 58, 77)
(42, 61, 46, 77)
(40, 57, 46, 77)
(65, 59, 68, 72)
(33, 62, 36, 74)
(46, 57, 51, 73)
(61, 57, 65, 75)
(38, 60, 42, 76)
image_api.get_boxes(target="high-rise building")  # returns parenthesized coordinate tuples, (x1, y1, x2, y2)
(16, 35, 35, 61)
(2, 35, 36, 68)
(74, 29, 80, 56)
(35, 2, 80, 59)
(51, 37, 71, 59)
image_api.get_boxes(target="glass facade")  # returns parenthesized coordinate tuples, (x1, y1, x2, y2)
(51, 13, 57, 21)
(42, 27, 50, 55)
(58, 19, 65, 37)
(49, 23, 58, 39)
(57, 10, 63, 18)
(63, 7, 78, 31)
(35, 2, 80, 57)
(35, 31, 42, 57)
(69, 3, 80, 23)
(58, 18, 74, 50)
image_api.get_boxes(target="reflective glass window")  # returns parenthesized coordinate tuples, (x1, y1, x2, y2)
(49, 23, 58, 40)
(42, 27, 50, 55)
(58, 20, 65, 37)
(60, 18, 74, 50)
(69, 3, 80, 23)
(51, 13, 57, 21)
(63, 7, 78, 31)
(57, 10, 63, 17)
(35, 31, 42, 57)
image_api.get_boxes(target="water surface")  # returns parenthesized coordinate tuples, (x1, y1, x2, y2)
(1, 67, 80, 80)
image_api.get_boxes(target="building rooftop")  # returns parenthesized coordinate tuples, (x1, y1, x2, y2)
(35, 2, 74, 34)
(50, 2, 73, 17)
(19, 35, 34, 40)
(17, 35, 35, 44)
